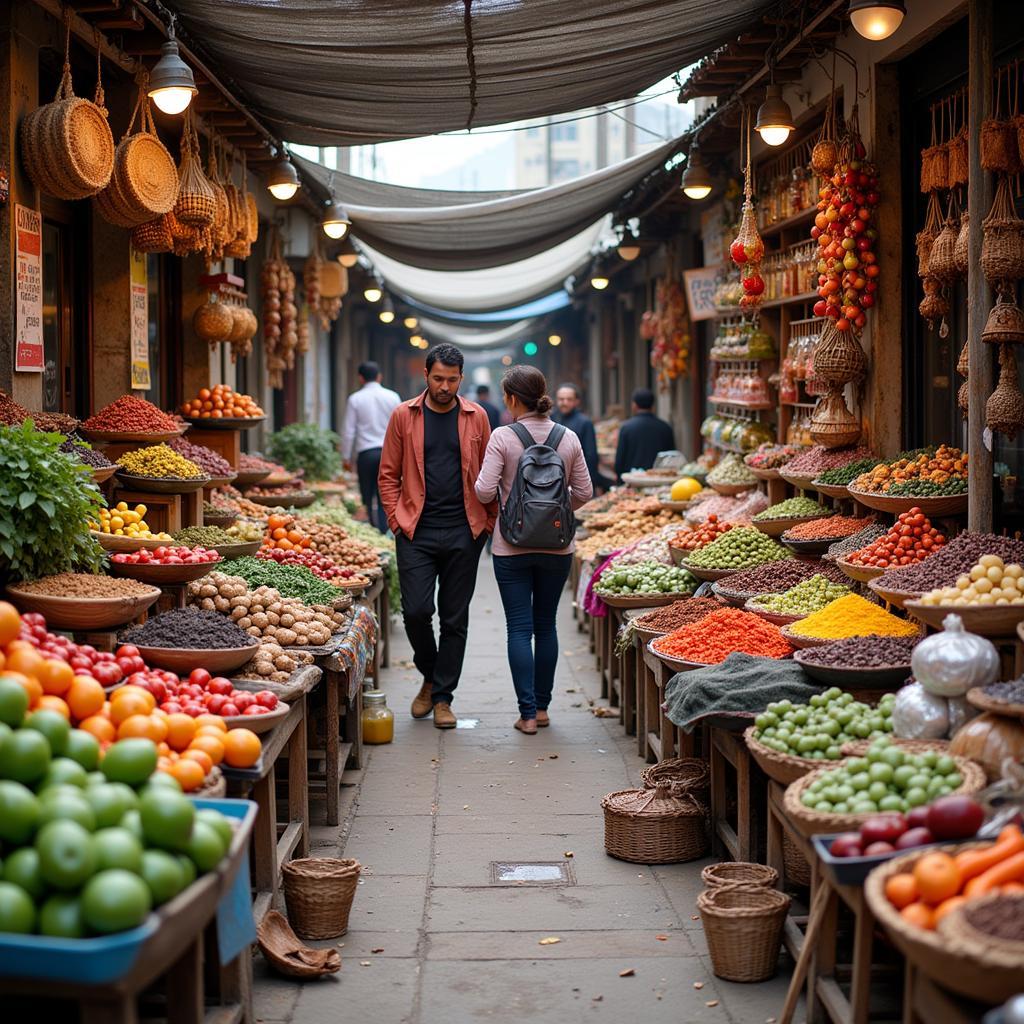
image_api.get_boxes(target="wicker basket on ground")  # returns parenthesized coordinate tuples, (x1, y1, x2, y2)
(701, 862, 778, 890)
(601, 784, 708, 864)
(698, 884, 791, 983)
(257, 910, 340, 979)
(640, 757, 709, 802)
(282, 857, 361, 940)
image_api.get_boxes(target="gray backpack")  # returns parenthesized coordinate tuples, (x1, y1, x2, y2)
(499, 422, 575, 549)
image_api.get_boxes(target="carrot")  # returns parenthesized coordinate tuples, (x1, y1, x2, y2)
(954, 825, 1024, 883)
(964, 850, 1024, 898)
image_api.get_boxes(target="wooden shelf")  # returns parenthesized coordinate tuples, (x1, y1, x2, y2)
(707, 438, 750, 455)
(759, 206, 817, 239)
(760, 291, 820, 310)
(708, 397, 773, 410)
(709, 353, 777, 363)
(781, 400, 819, 408)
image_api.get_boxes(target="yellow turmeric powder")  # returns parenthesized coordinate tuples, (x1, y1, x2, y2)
(789, 593, 919, 641)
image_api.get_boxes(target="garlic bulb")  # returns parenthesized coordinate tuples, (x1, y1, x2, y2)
(910, 614, 999, 698)
(892, 682, 950, 740)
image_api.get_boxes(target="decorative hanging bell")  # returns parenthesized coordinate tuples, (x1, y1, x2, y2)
(981, 294, 1024, 345)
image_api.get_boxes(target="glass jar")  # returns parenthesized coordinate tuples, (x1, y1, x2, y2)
(362, 691, 394, 744)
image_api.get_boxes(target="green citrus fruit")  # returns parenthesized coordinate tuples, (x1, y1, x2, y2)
(0, 780, 40, 845)
(195, 809, 233, 850)
(36, 819, 97, 890)
(24, 709, 70, 757)
(0, 880, 36, 934)
(39, 757, 89, 791)
(101, 739, 157, 786)
(176, 853, 197, 888)
(64, 730, 101, 772)
(92, 827, 143, 873)
(138, 773, 182, 797)
(0, 676, 29, 728)
(139, 790, 194, 851)
(120, 808, 144, 842)
(38, 893, 86, 938)
(0, 729, 51, 785)
(85, 782, 138, 830)
(37, 790, 96, 831)
(3, 847, 46, 900)
(140, 849, 185, 905)
(81, 869, 151, 934)
(185, 820, 226, 873)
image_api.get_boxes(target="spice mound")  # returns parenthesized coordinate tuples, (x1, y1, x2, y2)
(652, 608, 793, 664)
(83, 395, 179, 434)
(120, 608, 258, 650)
(59, 437, 113, 468)
(784, 515, 875, 542)
(719, 559, 849, 597)
(707, 453, 757, 488)
(851, 444, 967, 496)
(795, 635, 918, 669)
(13, 573, 156, 598)
(117, 445, 204, 480)
(874, 533, 1024, 594)
(173, 525, 235, 547)
(684, 527, 789, 571)
(744, 443, 804, 471)
(632, 598, 722, 633)
(979, 679, 1024, 705)
(783, 445, 875, 478)
(787, 594, 919, 641)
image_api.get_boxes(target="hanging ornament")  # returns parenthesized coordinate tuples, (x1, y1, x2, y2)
(729, 107, 765, 312)
(986, 344, 1024, 439)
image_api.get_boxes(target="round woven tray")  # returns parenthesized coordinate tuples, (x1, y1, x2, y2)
(601, 785, 708, 864)
(937, 891, 1024, 996)
(115, 471, 210, 494)
(257, 910, 341, 978)
(778, 624, 832, 649)
(864, 842, 1022, 1004)
(965, 686, 1024, 720)
(792, 651, 912, 690)
(812, 480, 852, 500)
(840, 737, 950, 757)
(697, 885, 791, 983)
(710, 581, 759, 607)
(282, 858, 361, 940)
(5, 584, 160, 631)
(708, 480, 757, 496)
(846, 486, 969, 518)
(748, 465, 783, 481)
(597, 591, 692, 608)
(743, 598, 806, 627)
(867, 578, 922, 611)
(659, 499, 693, 512)
(679, 561, 745, 582)
(782, 754, 985, 838)
(647, 638, 708, 672)
(780, 534, 836, 556)
(743, 726, 819, 786)
(91, 465, 117, 485)
(701, 862, 779, 890)
(905, 599, 1024, 638)
(184, 415, 265, 431)
(779, 471, 820, 491)
(246, 492, 318, 509)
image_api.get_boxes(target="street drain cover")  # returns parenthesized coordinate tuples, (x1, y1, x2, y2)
(489, 861, 575, 885)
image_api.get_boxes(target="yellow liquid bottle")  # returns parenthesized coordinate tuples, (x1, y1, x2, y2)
(362, 691, 394, 744)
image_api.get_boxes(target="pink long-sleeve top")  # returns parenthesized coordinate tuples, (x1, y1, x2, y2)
(474, 413, 594, 556)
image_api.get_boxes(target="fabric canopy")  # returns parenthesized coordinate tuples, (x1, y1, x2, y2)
(295, 142, 674, 270)
(358, 219, 606, 312)
(170, 0, 775, 145)
(411, 316, 541, 350)
(400, 289, 571, 325)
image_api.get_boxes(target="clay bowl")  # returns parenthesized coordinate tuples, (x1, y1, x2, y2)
(115, 471, 210, 495)
(752, 514, 829, 539)
(108, 558, 223, 586)
(81, 427, 186, 444)
(245, 492, 317, 509)
(846, 486, 968, 518)
(708, 481, 757, 497)
(812, 481, 851, 501)
(234, 469, 272, 487)
(211, 541, 261, 560)
(131, 643, 260, 674)
(91, 465, 117, 485)
(836, 557, 884, 584)
(221, 701, 290, 734)
(904, 599, 1024, 638)
(742, 598, 807, 627)
(866, 578, 921, 611)
(5, 584, 160, 631)
(91, 531, 174, 553)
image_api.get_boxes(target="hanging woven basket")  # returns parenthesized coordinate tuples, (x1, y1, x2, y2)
(928, 197, 961, 284)
(919, 276, 949, 329)
(811, 386, 862, 449)
(915, 191, 943, 279)
(812, 320, 867, 386)
(981, 293, 1024, 345)
(174, 110, 215, 228)
(986, 344, 1024, 439)
(131, 213, 174, 254)
(953, 212, 970, 277)
(981, 176, 1024, 288)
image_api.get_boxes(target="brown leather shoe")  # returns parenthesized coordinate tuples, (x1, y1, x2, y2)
(514, 718, 538, 735)
(411, 682, 433, 719)
(433, 703, 457, 729)
(536, 711, 550, 727)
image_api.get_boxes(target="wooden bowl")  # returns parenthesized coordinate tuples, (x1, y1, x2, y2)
(778, 625, 834, 649)
(5, 584, 160, 631)
(234, 469, 272, 487)
(91, 465, 117, 485)
(202, 512, 237, 528)
(647, 638, 707, 672)
(792, 650, 912, 690)
(91, 531, 174, 552)
(779, 471, 820, 491)
(245, 491, 317, 509)
(221, 701, 290, 734)
(679, 561, 745, 583)
(867, 578, 922, 610)
(743, 598, 806, 626)
(211, 541, 261, 560)
(846, 486, 968, 518)
(131, 644, 259, 674)
(747, 465, 782, 481)
(204, 474, 237, 489)
(115, 472, 211, 494)
(659, 499, 693, 512)
(707, 480, 757, 496)
(597, 591, 692, 608)
(904, 599, 1024, 638)
(965, 686, 1024, 720)
(81, 427, 186, 444)
(182, 415, 265, 431)
(710, 582, 756, 607)
(620, 471, 672, 488)
(836, 557, 884, 583)
(108, 558, 223, 586)
(752, 514, 829, 539)
(812, 480, 851, 500)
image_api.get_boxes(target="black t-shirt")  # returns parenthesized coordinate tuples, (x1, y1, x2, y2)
(420, 404, 467, 529)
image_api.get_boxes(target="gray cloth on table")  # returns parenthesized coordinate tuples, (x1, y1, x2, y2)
(665, 653, 822, 733)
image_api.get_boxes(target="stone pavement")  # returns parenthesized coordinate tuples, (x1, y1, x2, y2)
(254, 559, 793, 1024)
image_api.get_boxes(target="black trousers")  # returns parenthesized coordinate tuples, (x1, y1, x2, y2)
(356, 447, 387, 533)
(396, 522, 486, 706)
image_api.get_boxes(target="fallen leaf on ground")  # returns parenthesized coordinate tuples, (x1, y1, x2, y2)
(359, 961, 371, 967)
(693, 981, 703, 989)
(371, 948, 384, 953)
(564, 851, 574, 858)
(706, 1000, 719, 1008)
(549, 753, 558, 759)
(592, 995, 603, 1002)
(655, 934, 669, 941)
(619, 968, 635, 977)
(591, 707, 619, 718)
(538, 936, 561, 945)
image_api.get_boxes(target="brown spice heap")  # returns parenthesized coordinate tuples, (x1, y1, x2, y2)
(633, 598, 722, 633)
(15, 573, 155, 598)
(785, 514, 876, 541)
(962, 894, 1024, 941)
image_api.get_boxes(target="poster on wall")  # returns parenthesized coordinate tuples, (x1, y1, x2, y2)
(129, 248, 151, 390)
(683, 266, 719, 322)
(15, 204, 42, 372)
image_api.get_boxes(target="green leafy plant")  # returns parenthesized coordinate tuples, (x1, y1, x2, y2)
(266, 424, 342, 482)
(0, 422, 105, 581)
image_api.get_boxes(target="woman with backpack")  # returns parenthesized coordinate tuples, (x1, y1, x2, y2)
(474, 366, 593, 734)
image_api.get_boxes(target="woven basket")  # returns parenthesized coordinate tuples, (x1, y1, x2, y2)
(981, 176, 1024, 286)
(246, 191, 260, 243)
(840, 737, 949, 758)
(783, 829, 811, 887)
(257, 910, 340, 979)
(174, 109, 215, 227)
(953, 212, 970, 276)
(282, 857, 361, 939)
(782, 753, 985, 838)
(131, 214, 174, 254)
(811, 387, 862, 450)
(698, 884, 791, 983)
(743, 727, 817, 786)
(938, 890, 1024, 993)
(601, 784, 708, 864)
(640, 758, 710, 801)
(949, 127, 969, 187)
(915, 192, 943, 278)
(981, 118, 1021, 174)
(928, 201, 960, 284)
(920, 143, 948, 194)
(701, 862, 778, 890)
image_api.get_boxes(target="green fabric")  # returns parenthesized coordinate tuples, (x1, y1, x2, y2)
(664, 654, 822, 732)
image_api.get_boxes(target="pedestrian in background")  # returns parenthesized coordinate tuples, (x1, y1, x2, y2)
(475, 365, 592, 734)
(340, 361, 401, 533)
(378, 344, 495, 729)
(614, 387, 675, 482)
(553, 382, 613, 493)
(474, 383, 501, 431)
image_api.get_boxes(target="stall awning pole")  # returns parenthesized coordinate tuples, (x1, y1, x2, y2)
(967, 0, 994, 533)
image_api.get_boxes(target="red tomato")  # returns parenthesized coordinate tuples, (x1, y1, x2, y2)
(220, 702, 240, 717)
(182, 702, 205, 717)
(255, 691, 278, 710)
(207, 677, 234, 696)
(233, 693, 256, 711)
(189, 668, 212, 688)
(243, 705, 269, 716)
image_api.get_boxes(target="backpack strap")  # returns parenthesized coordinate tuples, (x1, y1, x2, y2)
(508, 421, 536, 451)
(545, 423, 566, 451)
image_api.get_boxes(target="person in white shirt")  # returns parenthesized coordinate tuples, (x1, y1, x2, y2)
(341, 362, 401, 532)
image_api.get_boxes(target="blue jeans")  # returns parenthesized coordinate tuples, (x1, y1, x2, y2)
(492, 553, 573, 720)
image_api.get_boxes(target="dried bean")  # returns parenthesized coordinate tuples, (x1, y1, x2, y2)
(717, 558, 849, 596)
(962, 897, 1024, 941)
(795, 635, 918, 669)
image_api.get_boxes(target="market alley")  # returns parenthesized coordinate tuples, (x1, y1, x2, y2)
(253, 563, 791, 1024)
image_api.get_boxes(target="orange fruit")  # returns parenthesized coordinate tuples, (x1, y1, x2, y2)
(913, 852, 962, 906)
(933, 895, 968, 925)
(194, 714, 227, 733)
(165, 713, 197, 752)
(169, 758, 206, 792)
(157, 756, 174, 772)
(79, 715, 116, 743)
(37, 695, 70, 719)
(0, 602, 21, 646)
(110, 691, 154, 725)
(181, 748, 214, 775)
(900, 902, 935, 930)
(195, 725, 228, 742)
(6, 646, 43, 679)
(111, 685, 156, 711)
(222, 728, 260, 768)
(884, 873, 919, 910)
(37, 659, 74, 696)
(189, 734, 225, 766)
(14, 673, 43, 709)
(157, 741, 171, 757)
(67, 676, 105, 721)
(118, 714, 168, 743)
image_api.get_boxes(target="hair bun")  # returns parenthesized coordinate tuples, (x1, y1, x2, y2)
(535, 395, 554, 415)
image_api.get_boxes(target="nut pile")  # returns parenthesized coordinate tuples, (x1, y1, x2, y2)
(874, 533, 1024, 593)
(919, 555, 1024, 606)
(83, 395, 179, 433)
(188, 572, 347, 646)
(683, 527, 790, 571)
(302, 520, 380, 570)
(237, 643, 316, 683)
(59, 437, 112, 468)
(12, 573, 155, 598)
(117, 444, 204, 480)
(169, 437, 233, 477)
(753, 496, 829, 521)
(979, 679, 1024, 705)
(796, 635, 918, 669)
(718, 558, 850, 597)
(120, 608, 259, 650)
(246, 482, 313, 499)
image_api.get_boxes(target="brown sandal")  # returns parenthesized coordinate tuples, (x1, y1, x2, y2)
(514, 718, 538, 735)
(536, 711, 550, 727)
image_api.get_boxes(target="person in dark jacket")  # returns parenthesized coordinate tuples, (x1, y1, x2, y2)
(553, 383, 613, 492)
(614, 388, 676, 481)
(474, 385, 501, 432)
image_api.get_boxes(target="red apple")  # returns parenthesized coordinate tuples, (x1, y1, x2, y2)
(863, 841, 895, 857)
(895, 827, 934, 850)
(828, 833, 863, 859)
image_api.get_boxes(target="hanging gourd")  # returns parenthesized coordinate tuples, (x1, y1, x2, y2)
(192, 292, 234, 345)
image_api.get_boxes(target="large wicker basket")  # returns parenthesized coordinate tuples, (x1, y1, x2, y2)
(601, 785, 708, 864)
(282, 857, 361, 940)
(697, 884, 791, 983)
(701, 862, 778, 890)
(640, 758, 710, 802)
(743, 727, 818, 786)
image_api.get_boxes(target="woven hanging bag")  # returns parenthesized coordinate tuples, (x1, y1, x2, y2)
(953, 211, 970, 276)
(928, 195, 961, 284)
(915, 191, 943, 279)
(812, 320, 867, 386)
(981, 175, 1024, 288)
(131, 213, 174, 254)
(174, 109, 215, 228)
(811, 386, 862, 449)
(986, 344, 1024, 439)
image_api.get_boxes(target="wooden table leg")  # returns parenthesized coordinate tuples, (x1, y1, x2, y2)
(164, 932, 204, 1024)
(634, 641, 647, 757)
(735, 736, 752, 860)
(621, 638, 635, 736)
(807, 879, 839, 1024)
(289, 697, 309, 861)
(324, 667, 340, 826)
(380, 581, 391, 669)
(82, 997, 139, 1024)
(343, 684, 363, 770)
(251, 766, 278, 895)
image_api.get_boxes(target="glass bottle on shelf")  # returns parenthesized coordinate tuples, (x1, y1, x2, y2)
(362, 690, 395, 744)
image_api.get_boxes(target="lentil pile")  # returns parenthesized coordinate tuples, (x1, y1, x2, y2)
(784, 514, 875, 541)
(169, 437, 233, 477)
(13, 573, 155, 598)
(220, 556, 343, 605)
(653, 608, 793, 663)
(59, 437, 113, 468)
(117, 445, 204, 479)
(632, 598, 723, 633)
(684, 527, 789, 571)
(743, 443, 804, 471)
(826, 523, 888, 560)
(753, 496, 829, 521)
(120, 608, 258, 649)
(873, 533, 1024, 593)
(173, 525, 235, 547)
(979, 679, 1024, 705)
(783, 445, 875, 478)
(796, 635, 919, 669)
(788, 594, 919, 640)
(750, 576, 851, 616)
(718, 558, 849, 597)
(83, 395, 179, 434)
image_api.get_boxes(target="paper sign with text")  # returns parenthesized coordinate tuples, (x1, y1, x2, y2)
(683, 266, 720, 322)
(15, 204, 43, 372)
(130, 248, 151, 390)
